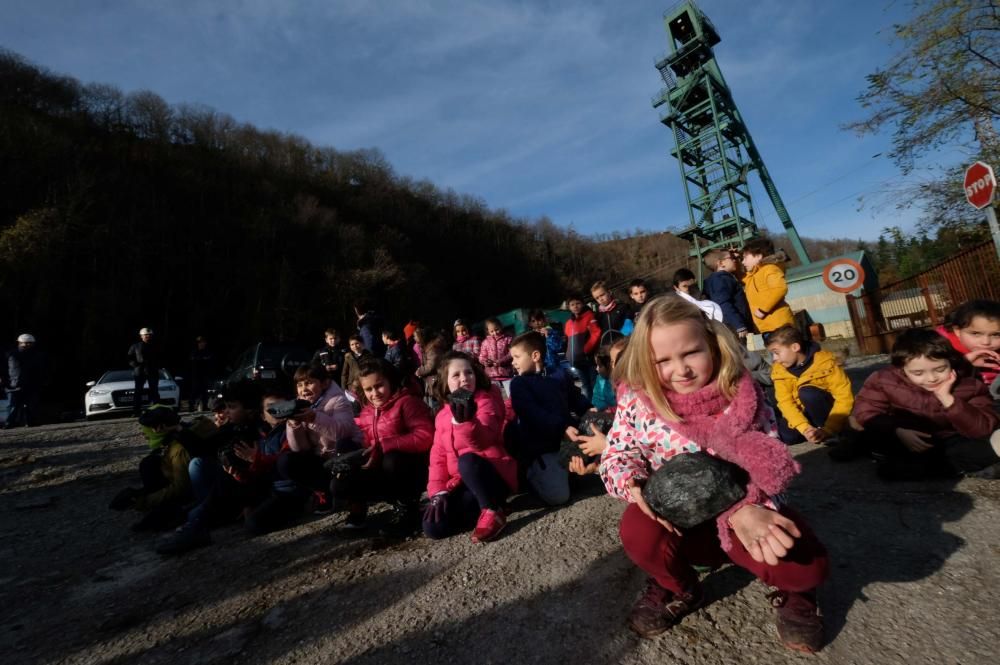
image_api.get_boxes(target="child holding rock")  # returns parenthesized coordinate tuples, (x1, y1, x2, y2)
(422, 351, 517, 543)
(600, 296, 829, 653)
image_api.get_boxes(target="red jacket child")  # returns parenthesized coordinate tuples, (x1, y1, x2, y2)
(427, 384, 518, 495)
(355, 388, 434, 456)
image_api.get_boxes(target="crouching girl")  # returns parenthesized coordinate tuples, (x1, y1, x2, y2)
(600, 296, 829, 653)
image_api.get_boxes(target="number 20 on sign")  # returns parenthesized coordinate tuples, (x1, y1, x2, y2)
(822, 258, 865, 294)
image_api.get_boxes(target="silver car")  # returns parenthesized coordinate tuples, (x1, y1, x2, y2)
(84, 369, 182, 420)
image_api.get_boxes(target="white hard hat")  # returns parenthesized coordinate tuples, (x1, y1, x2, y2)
(17, 333, 35, 343)
(139, 328, 153, 335)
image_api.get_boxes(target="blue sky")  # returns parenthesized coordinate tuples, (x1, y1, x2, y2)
(1, 0, 927, 240)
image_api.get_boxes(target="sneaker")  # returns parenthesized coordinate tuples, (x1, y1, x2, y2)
(470, 508, 507, 544)
(628, 578, 703, 638)
(342, 502, 368, 530)
(769, 590, 823, 653)
(155, 524, 212, 556)
(311, 491, 334, 515)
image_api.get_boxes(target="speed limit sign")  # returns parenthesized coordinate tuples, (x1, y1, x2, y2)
(822, 258, 865, 294)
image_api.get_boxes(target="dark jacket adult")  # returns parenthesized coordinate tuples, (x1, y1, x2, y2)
(357, 311, 386, 358)
(563, 310, 601, 367)
(704, 270, 752, 334)
(852, 366, 999, 441)
(593, 302, 633, 345)
(508, 367, 591, 461)
(189, 347, 219, 387)
(6, 346, 46, 391)
(128, 340, 161, 377)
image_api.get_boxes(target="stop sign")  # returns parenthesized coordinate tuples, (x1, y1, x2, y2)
(964, 161, 996, 209)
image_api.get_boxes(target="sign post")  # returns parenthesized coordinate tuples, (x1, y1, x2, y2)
(822, 257, 865, 294)
(964, 161, 1000, 260)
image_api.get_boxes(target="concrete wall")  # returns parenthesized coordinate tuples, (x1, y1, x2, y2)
(786, 273, 856, 339)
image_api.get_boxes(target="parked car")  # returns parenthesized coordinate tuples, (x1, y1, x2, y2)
(84, 369, 181, 420)
(215, 343, 312, 392)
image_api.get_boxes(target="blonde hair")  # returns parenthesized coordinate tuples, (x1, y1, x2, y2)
(611, 295, 746, 422)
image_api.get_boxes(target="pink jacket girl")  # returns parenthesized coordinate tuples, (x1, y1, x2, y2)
(479, 318, 514, 381)
(423, 351, 517, 544)
(356, 388, 434, 456)
(427, 383, 517, 494)
(286, 366, 363, 456)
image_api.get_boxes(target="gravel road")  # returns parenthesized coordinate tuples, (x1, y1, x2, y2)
(2, 360, 998, 665)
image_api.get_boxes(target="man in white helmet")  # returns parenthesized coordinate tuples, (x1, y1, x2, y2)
(4, 334, 45, 429)
(128, 328, 162, 417)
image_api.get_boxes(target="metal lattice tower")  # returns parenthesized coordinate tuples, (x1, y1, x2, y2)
(652, 1, 810, 268)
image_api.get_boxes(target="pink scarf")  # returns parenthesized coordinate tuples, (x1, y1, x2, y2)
(660, 373, 800, 550)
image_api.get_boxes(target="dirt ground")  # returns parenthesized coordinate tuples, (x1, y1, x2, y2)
(3, 361, 999, 665)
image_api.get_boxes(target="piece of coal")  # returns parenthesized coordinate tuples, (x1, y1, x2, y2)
(578, 410, 614, 437)
(641, 452, 747, 529)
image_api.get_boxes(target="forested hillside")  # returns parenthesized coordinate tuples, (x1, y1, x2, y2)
(0, 49, 902, 406)
(0, 50, 634, 395)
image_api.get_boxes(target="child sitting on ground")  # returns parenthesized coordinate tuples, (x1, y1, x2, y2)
(423, 351, 517, 543)
(109, 405, 194, 532)
(600, 295, 828, 653)
(567, 338, 628, 476)
(507, 331, 591, 506)
(282, 366, 364, 495)
(766, 325, 854, 445)
(936, 299, 1000, 397)
(851, 328, 1000, 480)
(591, 344, 618, 411)
(156, 387, 317, 555)
(336, 359, 434, 536)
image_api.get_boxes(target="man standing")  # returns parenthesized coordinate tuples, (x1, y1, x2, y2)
(128, 328, 161, 416)
(5, 334, 45, 428)
(189, 336, 218, 412)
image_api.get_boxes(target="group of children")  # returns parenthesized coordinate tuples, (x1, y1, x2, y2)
(109, 260, 1000, 655)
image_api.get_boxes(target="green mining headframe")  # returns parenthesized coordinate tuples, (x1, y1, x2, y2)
(652, 1, 810, 270)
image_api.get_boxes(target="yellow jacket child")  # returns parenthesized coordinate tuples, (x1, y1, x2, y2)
(772, 350, 854, 435)
(741, 238, 795, 334)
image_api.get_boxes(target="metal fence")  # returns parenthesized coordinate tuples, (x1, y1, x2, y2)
(846, 241, 1000, 354)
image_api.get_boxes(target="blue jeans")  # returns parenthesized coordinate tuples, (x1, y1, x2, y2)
(188, 457, 223, 503)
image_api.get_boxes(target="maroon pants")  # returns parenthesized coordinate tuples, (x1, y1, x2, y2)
(619, 503, 829, 595)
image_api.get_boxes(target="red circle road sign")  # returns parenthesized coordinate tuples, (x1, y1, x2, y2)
(964, 161, 996, 210)
(822, 258, 865, 294)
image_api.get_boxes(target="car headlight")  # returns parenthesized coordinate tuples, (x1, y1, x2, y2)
(89, 389, 110, 396)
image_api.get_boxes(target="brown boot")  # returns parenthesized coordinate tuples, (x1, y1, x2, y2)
(628, 578, 703, 638)
(769, 590, 824, 653)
